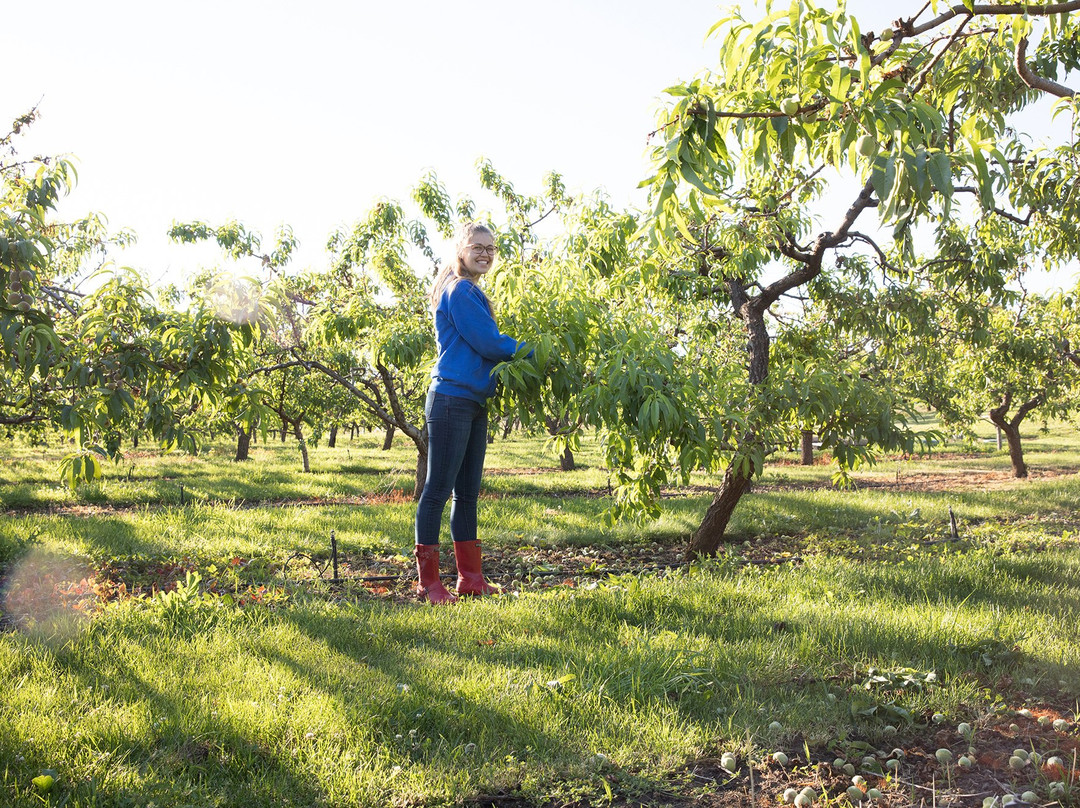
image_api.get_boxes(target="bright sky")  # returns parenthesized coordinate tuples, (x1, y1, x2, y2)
(15, 0, 1059, 290)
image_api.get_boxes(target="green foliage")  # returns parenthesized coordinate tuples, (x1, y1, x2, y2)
(8, 1, 1080, 559)
(169, 163, 581, 485)
(1, 111, 79, 422)
(821, 260, 1080, 478)
(613, 1, 1080, 549)
(169, 219, 297, 267)
(2, 117, 271, 486)
(149, 570, 210, 632)
(57, 445, 106, 490)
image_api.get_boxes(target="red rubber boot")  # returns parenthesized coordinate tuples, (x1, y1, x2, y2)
(453, 540, 500, 597)
(414, 544, 457, 604)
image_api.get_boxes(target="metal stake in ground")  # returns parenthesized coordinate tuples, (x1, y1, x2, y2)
(330, 530, 340, 582)
(948, 505, 959, 539)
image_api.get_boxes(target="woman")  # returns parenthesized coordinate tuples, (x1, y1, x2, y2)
(414, 222, 528, 604)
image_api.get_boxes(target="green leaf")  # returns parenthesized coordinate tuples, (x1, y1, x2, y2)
(83, 454, 102, 482)
(969, 147, 993, 210)
(830, 63, 853, 102)
(678, 160, 714, 197)
(928, 152, 953, 194)
(871, 155, 896, 202)
(671, 206, 697, 243)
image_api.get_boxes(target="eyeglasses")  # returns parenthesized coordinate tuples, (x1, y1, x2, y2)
(468, 244, 497, 256)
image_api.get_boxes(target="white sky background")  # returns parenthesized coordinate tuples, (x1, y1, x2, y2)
(7, 0, 1068, 291)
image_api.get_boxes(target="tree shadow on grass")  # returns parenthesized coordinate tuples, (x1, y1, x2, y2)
(270, 605, 574, 755)
(3, 620, 329, 808)
(7, 541, 1079, 807)
(738, 479, 1080, 536)
(13, 600, 591, 806)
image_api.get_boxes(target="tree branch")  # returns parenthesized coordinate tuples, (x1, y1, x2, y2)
(0, 412, 45, 426)
(40, 285, 82, 317)
(908, 1, 1080, 36)
(1012, 393, 1044, 428)
(845, 231, 893, 269)
(526, 205, 559, 230)
(376, 361, 422, 443)
(727, 277, 753, 321)
(952, 187, 1033, 225)
(252, 356, 397, 429)
(754, 179, 878, 312)
(310, 362, 391, 422)
(910, 14, 970, 94)
(250, 359, 307, 375)
(780, 165, 828, 206)
(988, 391, 1013, 428)
(1063, 339, 1080, 369)
(1016, 35, 1076, 98)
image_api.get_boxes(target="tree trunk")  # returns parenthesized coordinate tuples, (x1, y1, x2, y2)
(688, 466, 753, 558)
(988, 392, 1041, 479)
(800, 430, 814, 466)
(987, 412, 1027, 479)
(559, 445, 575, 471)
(997, 420, 1027, 478)
(688, 280, 771, 557)
(235, 426, 251, 461)
(328, 424, 338, 448)
(382, 424, 395, 450)
(546, 415, 577, 471)
(281, 422, 288, 443)
(292, 422, 310, 473)
(132, 433, 139, 449)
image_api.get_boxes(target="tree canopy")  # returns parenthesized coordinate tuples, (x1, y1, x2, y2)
(5, 2, 1080, 556)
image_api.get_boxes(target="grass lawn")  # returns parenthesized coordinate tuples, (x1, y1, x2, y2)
(1, 428, 1079, 807)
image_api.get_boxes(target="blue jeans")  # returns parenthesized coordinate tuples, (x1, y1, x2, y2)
(415, 390, 489, 546)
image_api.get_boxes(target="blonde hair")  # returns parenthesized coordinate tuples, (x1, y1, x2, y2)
(429, 222, 495, 312)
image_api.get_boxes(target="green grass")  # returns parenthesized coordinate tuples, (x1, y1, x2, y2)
(3, 550, 1079, 806)
(2, 429, 1080, 806)
(0, 431, 614, 510)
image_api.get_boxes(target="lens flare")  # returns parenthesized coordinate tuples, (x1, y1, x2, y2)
(208, 274, 263, 326)
(0, 550, 99, 641)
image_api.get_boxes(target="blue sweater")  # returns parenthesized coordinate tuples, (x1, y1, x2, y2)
(430, 279, 523, 403)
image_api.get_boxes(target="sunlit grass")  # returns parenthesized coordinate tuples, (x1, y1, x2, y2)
(2, 428, 1080, 806)
(4, 418, 1077, 511)
(2, 546, 1079, 807)
(0, 431, 611, 510)
(3, 455, 1080, 573)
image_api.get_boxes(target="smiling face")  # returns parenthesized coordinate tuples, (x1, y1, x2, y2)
(460, 231, 496, 276)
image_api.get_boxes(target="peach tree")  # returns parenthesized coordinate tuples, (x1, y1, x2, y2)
(630, 0, 1080, 556)
(1, 112, 271, 486)
(940, 290, 1080, 478)
(171, 164, 569, 495)
(859, 279, 1080, 478)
